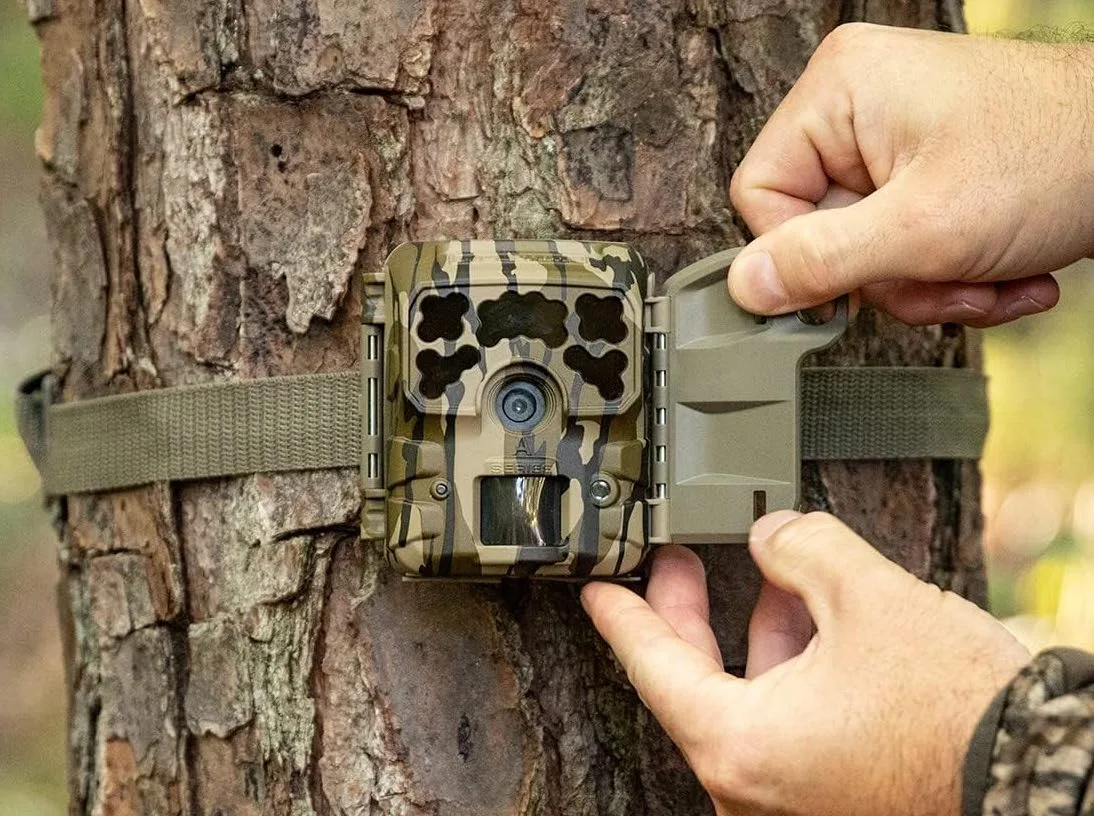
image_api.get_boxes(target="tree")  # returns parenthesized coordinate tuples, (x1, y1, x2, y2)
(32, 0, 976, 812)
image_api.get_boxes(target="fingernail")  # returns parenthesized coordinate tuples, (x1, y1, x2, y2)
(1002, 296, 1049, 322)
(749, 510, 802, 547)
(957, 288, 997, 314)
(579, 583, 598, 611)
(936, 285, 997, 324)
(942, 297, 992, 323)
(729, 251, 788, 313)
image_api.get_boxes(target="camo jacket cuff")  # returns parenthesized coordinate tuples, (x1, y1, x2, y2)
(963, 648, 1094, 816)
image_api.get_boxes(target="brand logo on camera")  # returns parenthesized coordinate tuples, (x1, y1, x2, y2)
(486, 459, 553, 476)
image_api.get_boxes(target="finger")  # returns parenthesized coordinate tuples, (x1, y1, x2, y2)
(730, 74, 874, 236)
(746, 579, 814, 679)
(816, 183, 867, 212)
(727, 176, 955, 315)
(862, 280, 1000, 325)
(748, 511, 909, 629)
(582, 581, 735, 744)
(863, 275, 1059, 326)
(646, 546, 723, 665)
(728, 183, 867, 323)
(965, 275, 1060, 327)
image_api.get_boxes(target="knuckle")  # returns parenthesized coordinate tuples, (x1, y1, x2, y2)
(625, 633, 671, 687)
(817, 22, 879, 60)
(729, 162, 764, 221)
(800, 242, 840, 296)
(728, 166, 747, 211)
(781, 218, 852, 298)
(601, 603, 649, 651)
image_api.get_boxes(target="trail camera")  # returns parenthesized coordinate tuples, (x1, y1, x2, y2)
(360, 241, 845, 579)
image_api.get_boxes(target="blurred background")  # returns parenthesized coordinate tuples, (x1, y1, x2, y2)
(1, 0, 1093, 810)
(0, 1, 66, 813)
(964, 0, 1094, 655)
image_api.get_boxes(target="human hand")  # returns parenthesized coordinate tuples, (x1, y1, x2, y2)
(728, 24, 1094, 326)
(581, 511, 1030, 816)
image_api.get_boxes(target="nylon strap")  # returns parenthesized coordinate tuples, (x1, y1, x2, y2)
(800, 367, 988, 461)
(16, 367, 988, 496)
(17, 371, 361, 496)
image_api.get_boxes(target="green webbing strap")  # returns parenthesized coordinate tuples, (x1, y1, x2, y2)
(16, 366, 988, 497)
(17, 371, 361, 496)
(800, 367, 988, 461)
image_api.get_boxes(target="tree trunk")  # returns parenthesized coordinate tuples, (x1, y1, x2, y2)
(33, 0, 979, 812)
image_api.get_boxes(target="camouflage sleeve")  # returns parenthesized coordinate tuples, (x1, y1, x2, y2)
(963, 648, 1094, 816)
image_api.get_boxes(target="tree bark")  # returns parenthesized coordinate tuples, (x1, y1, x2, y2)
(32, 0, 980, 813)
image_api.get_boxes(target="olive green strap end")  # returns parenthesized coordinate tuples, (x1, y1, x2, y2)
(17, 371, 361, 496)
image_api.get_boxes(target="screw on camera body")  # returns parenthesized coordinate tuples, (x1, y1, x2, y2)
(589, 476, 618, 508)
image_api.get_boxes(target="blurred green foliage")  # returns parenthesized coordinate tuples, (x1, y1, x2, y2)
(1, 0, 1094, 812)
(0, 2, 61, 813)
(985, 271, 1094, 488)
(980, 266, 1094, 644)
(967, 0, 1094, 652)
(966, 0, 1094, 33)
(0, 1, 42, 129)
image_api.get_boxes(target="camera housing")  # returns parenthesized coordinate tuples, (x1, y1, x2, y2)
(361, 240, 845, 579)
(365, 240, 647, 578)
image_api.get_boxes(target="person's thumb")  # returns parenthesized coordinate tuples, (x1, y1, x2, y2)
(728, 179, 950, 314)
(748, 511, 911, 628)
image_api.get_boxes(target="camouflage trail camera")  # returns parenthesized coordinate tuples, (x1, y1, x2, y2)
(360, 240, 845, 579)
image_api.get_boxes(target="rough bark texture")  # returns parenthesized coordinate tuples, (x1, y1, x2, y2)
(33, 0, 981, 813)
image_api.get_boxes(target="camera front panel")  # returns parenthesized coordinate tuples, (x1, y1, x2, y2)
(383, 240, 648, 579)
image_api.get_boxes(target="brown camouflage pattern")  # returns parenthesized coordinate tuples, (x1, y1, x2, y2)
(975, 650, 1094, 816)
(376, 240, 648, 578)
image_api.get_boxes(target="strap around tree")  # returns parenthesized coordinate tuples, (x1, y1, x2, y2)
(16, 367, 989, 497)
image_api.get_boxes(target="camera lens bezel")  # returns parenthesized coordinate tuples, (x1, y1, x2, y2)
(494, 375, 551, 432)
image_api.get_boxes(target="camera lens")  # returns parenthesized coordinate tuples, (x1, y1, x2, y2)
(496, 378, 548, 431)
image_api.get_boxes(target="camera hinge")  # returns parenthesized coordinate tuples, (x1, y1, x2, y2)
(644, 289, 671, 544)
(361, 270, 386, 541)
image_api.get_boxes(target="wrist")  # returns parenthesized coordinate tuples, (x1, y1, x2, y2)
(1049, 42, 1094, 258)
